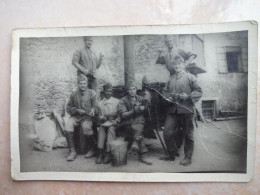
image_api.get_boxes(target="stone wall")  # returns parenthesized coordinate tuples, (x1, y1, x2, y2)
(19, 32, 248, 124)
(19, 36, 124, 123)
(134, 35, 177, 85)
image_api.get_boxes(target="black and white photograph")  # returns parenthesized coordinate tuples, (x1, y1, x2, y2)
(11, 22, 257, 182)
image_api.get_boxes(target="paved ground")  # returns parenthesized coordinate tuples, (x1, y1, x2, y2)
(20, 119, 247, 173)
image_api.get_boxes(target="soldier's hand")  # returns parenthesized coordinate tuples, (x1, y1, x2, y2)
(134, 106, 140, 113)
(179, 93, 189, 101)
(163, 92, 172, 100)
(82, 69, 89, 76)
(99, 115, 107, 122)
(111, 120, 118, 126)
(139, 105, 145, 111)
(77, 109, 86, 115)
(89, 108, 95, 116)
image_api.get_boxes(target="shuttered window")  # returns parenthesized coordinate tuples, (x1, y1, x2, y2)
(217, 46, 248, 73)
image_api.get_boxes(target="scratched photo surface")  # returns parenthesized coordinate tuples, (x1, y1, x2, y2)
(19, 31, 248, 173)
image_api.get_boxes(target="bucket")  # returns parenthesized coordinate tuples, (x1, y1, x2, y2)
(110, 140, 128, 167)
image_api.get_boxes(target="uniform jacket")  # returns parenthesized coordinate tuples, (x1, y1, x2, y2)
(98, 96, 120, 122)
(66, 88, 99, 120)
(163, 70, 202, 114)
(117, 95, 147, 125)
(72, 47, 99, 78)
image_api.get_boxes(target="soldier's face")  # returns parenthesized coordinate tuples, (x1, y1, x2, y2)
(165, 38, 174, 49)
(104, 88, 113, 99)
(78, 81, 88, 91)
(84, 38, 93, 49)
(128, 87, 137, 97)
(173, 59, 185, 73)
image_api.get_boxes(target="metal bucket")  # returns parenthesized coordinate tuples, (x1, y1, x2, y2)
(110, 140, 128, 167)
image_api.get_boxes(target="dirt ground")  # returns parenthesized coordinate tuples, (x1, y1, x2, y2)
(19, 119, 247, 173)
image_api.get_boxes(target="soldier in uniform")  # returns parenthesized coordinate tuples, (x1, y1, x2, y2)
(117, 81, 152, 165)
(156, 35, 198, 159)
(64, 74, 99, 161)
(161, 55, 202, 166)
(156, 35, 197, 76)
(96, 83, 120, 164)
(72, 36, 104, 91)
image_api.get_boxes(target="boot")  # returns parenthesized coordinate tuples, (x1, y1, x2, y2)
(130, 140, 139, 153)
(139, 153, 152, 165)
(85, 149, 95, 158)
(103, 152, 112, 164)
(180, 156, 192, 166)
(66, 132, 77, 161)
(159, 155, 175, 161)
(84, 135, 96, 158)
(159, 151, 175, 161)
(95, 149, 103, 164)
(67, 147, 77, 161)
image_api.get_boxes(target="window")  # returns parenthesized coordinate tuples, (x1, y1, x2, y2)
(226, 46, 242, 73)
(217, 46, 248, 73)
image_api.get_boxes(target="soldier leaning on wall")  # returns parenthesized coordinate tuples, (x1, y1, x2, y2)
(72, 36, 104, 92)
(156, 35, 197, 76)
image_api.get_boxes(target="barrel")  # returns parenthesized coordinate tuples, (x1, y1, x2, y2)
(109, 140, 128, 167)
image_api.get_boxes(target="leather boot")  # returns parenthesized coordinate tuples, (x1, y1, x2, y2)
(130, 140, 139, 153)
(139, 153, 152, 165)
(180, 156, 192, 166)
(64, 132, 71, 153)
(103, 152, 112, 164)
(95, 149, 103, 164)
(66, 132, 77, 161)
(159, 151, 175, 161)
(85, 135, 96, 158)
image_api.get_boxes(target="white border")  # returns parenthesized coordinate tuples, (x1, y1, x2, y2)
(11, 21, 258, 182)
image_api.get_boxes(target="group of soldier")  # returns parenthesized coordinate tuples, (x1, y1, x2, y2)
(63, 35, 202, 167)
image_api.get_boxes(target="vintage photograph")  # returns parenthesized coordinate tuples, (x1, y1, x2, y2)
(11, 22, 257, 182)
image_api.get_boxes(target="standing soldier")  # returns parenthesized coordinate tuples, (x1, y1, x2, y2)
(96, 83, 120, 164)
(161, 55, 202, 166)
(117, 81, 152, 165)
(156, 35, 197, 76)
(72, 36, 104, 91)
(156, 35, 198, 157)
(64, 74, 99, 161)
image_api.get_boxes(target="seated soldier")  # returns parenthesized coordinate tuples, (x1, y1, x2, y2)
(64, 74, 99, 161)
(96, 83, 120, 164)
(117, 81, 152, 165)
